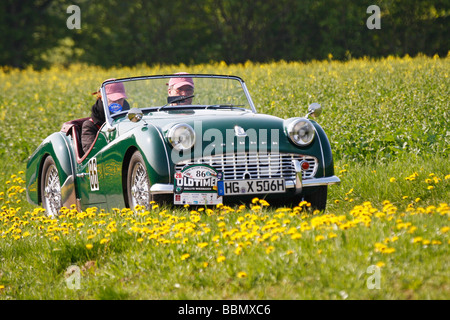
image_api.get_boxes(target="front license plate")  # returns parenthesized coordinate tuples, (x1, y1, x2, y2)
(217, 178, 285, 196)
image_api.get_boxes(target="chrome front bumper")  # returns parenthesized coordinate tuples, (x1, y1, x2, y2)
(150, 175, 341, 195)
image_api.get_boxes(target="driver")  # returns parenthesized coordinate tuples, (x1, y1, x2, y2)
(167, 72, 194, 105)
(81, 79, 127, 154)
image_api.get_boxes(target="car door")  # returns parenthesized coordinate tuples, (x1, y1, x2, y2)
(76, 127, 109, 208)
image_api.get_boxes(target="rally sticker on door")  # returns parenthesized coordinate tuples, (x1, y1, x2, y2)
(88, 157, 99, 191)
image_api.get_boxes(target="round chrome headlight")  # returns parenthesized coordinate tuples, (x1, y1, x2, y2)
(287, 118, 315, 146)
(167, 123, 196, 150)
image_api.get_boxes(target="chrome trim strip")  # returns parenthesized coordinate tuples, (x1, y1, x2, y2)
(302, 176, 341, 187)
(150, 183, 174, 194)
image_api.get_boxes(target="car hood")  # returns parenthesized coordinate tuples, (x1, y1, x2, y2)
(155, 109, 283, 130)
(117, 109, 285, 133)
(114, 109, 318, 155)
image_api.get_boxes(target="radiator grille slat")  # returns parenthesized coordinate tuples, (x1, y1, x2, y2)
(175, 153, 318, 180)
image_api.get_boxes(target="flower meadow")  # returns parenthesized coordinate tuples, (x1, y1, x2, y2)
(0, 168, 449, 299)
(0, 55, 449, 299)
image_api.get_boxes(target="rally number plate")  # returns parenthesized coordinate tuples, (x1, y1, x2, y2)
(217, 178, 285, 196)
(174, 164, 223, 205)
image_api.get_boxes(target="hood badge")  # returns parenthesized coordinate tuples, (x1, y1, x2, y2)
(234, 125, 247, 137)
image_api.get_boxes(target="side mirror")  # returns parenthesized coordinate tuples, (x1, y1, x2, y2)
(307, 103, 322, 118)
(128, 108, 143, 123)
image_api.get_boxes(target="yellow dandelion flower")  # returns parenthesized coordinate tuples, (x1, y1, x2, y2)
(237, 271, 247, 278)
(427, 186, 435, 190)
(408, 226, 417, 234)
(328, 232, 337, 239)
(440, 226, 449, 233)
(376, 262, 385, 268)
(384, 248, 396, 254)
(389, 177, 396, 183)
(291, 233, 302, 240)
(265, 246, 275, 254)
(431, 240, 442, 245)
(315, 235, 325, 242)
(181, 253, 190, 261)
(286, 250, 294, 255)
(100, 238, 109, 244)
(412, 237, 423, 244)
(270, 235, 279, 242)
(86, 244, 93, 249)
(197, 242, 208, 248)
(217, 255, 226, 263)
(415, 198, 421, 203)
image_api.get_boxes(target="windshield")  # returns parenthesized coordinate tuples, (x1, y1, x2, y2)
(100, 75, 255, 123)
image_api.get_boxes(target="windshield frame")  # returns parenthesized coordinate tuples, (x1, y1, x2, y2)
(99, 74, 257, 130)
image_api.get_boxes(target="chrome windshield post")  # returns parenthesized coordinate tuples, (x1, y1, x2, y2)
(101, 81, 116, 132)
(240, 80, 257, 113)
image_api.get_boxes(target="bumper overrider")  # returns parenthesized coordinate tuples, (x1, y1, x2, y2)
(150, 159, 341, 195)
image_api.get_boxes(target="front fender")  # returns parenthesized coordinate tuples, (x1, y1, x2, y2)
(133, 124, 171, 184)
(26, 132, 75, 206)
(311, 121, 335, 178)
(97, 123, 171, 207)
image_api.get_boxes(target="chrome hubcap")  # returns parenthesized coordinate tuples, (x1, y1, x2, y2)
(130, 162, 150, 209)
(44, 165, 61, 216)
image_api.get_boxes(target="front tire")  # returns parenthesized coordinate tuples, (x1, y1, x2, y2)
(127, 151, 152, 210)
(40, 156, 62, 217)
(304, 186, 328, 212)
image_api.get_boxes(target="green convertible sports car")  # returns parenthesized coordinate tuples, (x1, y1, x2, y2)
(26, 74, 340, 216)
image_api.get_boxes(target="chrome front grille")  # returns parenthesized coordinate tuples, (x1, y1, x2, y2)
(175, 153, 318, 180)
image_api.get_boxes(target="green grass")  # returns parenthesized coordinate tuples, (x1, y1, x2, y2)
(0, 55, 449, 300)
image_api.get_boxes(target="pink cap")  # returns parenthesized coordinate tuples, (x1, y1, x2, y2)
(168, 72, 194, 90)
(104, 79, 127, 101)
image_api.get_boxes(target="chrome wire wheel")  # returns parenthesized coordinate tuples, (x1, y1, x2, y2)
(127, 151, 152, 210)
(41, 156, 62, 217)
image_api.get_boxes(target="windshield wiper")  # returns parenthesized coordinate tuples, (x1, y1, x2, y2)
(158, 95, 195, 111)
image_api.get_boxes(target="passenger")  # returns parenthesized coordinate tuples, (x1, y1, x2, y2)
(81, 79, 127, 154)
(167, 72, 195, 105)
